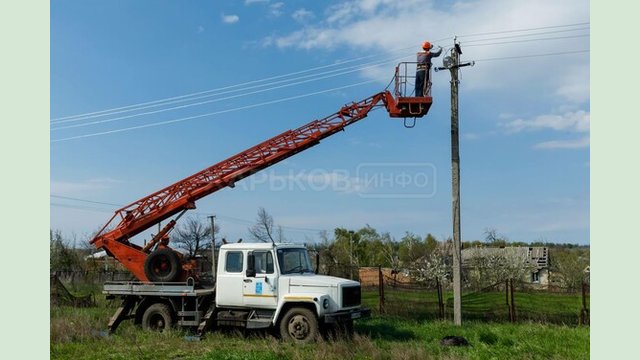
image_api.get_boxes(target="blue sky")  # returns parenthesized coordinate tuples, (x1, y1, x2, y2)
(50, 0, 590, 246)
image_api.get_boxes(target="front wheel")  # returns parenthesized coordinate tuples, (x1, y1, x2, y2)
(279, 307, 319, 343)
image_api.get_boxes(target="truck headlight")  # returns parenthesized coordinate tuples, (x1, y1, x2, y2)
(323, 298, 329, 309)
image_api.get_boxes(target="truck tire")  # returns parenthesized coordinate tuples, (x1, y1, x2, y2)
(141, 303, 173, 332)
(279, 307, 319, 343)
(144, 248, 180, 282)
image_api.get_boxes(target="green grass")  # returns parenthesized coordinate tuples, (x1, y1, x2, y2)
(51, 299, 589, 360)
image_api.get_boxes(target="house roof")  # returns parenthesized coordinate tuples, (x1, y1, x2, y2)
(461, 246, 549, 269)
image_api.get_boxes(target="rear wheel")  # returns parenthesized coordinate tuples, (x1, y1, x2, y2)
(141, 303, 173, 332)
(279, 307, 319, 343)
(144, 248, 180, 282)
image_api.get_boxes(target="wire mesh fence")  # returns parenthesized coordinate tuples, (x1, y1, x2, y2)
(358, 266, 589, 326)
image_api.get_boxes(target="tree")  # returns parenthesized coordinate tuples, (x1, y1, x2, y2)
(172, 217, 218, 257)
(398, 232, 427, 265)
(464, 247, 536, 290)
(484, 227, 508, 247)
(551, 248, 589, 290)
(50, 230, 84, 271)
(248, 207, 284, 243)
(381, 234, 400, 271)
(408, 235, 451, 287)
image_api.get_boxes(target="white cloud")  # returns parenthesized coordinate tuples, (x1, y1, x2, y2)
(222, 14, 240, 24)
(555, 64, 590, 103)
(292, 8, 314, 23)
(270, 2, 284, 17)
(534, 136, 590, 150)
(265, 0, 589, 96)
(197, 25, 205, 33)
(504, 111, 590, 133)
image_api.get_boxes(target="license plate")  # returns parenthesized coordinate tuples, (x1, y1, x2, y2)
(351, 312, 361, 319)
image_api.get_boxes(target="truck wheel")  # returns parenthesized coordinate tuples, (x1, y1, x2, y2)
(144, 248, 180, 282)
(141, 303, 173, 332)
(279, 307, 319, 343)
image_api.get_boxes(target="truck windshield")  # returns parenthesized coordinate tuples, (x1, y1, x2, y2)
(276, 248, 314, 274)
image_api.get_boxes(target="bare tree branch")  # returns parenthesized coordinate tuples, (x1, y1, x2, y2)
(249, 207, 282, 243)
(172, 217, 218, 257)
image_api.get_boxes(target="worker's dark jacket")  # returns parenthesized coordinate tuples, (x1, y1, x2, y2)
(416, 48, 443, 69)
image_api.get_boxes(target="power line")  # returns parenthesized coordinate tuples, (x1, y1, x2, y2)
(51, 47, 589, 143)
(473, 49, 589, 62)
(50, 21, 587, 123)
(50, 194, 327, 233)
(464, 34, 589, 47)
(50, 202, 115, 214)
(50, 45, 416, 123)
(53, 33, 587, 132)
(457, 21, 590, 38)
(51, 78, 383, 143)
(462, 27, 589, 44)
(51, 56, 410, 131)
(50, 195, 120, 206)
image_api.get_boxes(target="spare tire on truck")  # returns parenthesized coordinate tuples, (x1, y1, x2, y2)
(144, 248, 181, 282)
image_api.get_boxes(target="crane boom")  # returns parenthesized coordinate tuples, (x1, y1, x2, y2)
(91, 64, 433, 282)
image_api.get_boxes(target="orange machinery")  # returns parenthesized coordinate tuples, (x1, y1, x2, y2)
(90, 62, 434, 283)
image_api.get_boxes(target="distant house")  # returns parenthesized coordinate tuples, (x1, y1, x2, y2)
(84, 250, 127, 271)
(461, 246, 550, 286)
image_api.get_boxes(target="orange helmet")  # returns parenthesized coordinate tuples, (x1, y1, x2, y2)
(422, 41, 432, 50)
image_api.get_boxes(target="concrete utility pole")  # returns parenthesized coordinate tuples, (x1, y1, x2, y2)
(208, 215, 216, 277)
(437, 39, 474, 326)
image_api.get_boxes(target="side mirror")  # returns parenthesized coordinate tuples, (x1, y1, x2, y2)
(246, 253, 256, 277)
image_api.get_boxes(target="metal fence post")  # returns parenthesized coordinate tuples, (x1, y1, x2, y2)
(378, 265, 385, 314)
(510, 279, 516, 323)
(580, 281, 589, 325)
(437, 278, 445, 320)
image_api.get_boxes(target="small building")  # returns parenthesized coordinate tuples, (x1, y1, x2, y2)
(461, 246, 550, 287)
(84, 250, 127, 271)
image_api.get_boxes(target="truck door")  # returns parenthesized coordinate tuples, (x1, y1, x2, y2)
(243, 250, 278, 308)
(215, 250, 245, 307)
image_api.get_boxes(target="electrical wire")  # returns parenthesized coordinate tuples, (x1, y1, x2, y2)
(50, 45, 417, 123)
(473, 49, 589, 62)
(461, 27, 589, 44)
(51, 47, 589, 142)
(49, 22, 590, 142)
(51, 78, 383, 142)
(456, 21, 590, 38)
(463, 34, 589, 47)
(50, 195, 327, 233)
(51, 21, 588, 124)
(51, 55, 411, 131)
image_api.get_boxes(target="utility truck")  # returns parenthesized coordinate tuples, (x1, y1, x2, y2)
(92, 62, 434, 342)
(105, 242, 368, 342)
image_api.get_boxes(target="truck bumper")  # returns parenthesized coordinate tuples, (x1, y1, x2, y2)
(324, 307, 371, 323)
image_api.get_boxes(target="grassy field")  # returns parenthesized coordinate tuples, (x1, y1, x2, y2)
(51, 293, 589, 360)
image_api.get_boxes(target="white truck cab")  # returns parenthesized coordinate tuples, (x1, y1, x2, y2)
(214, 242, 369, 342)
